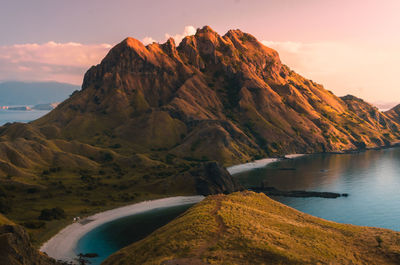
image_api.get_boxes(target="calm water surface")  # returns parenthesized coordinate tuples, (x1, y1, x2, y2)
(0, 109, 50, 125)
(76, 204, 194, 265)
(234, 148, 400, 231)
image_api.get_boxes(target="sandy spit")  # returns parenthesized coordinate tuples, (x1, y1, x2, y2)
(227, 154, 306, 175)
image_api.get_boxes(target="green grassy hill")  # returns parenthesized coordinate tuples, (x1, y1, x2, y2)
(103, 191, 400, 265)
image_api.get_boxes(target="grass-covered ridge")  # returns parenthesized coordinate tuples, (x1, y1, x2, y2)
(103, 191, 400, 265)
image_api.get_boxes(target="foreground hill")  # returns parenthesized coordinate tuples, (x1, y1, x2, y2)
(0, 26, 399, 244)
(103, 191, 400, 265)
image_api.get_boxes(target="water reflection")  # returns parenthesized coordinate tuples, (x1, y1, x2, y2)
(233, 148, 400, 231)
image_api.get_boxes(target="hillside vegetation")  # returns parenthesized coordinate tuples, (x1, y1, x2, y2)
(103, 191, 400, 265)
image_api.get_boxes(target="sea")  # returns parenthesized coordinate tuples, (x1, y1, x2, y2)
(234, 147, 400, 231)
(0, 108, 50, 125)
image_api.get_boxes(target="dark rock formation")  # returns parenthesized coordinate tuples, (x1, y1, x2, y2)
(0, 224, 61, 265)
(191, 162, 242, 195)
(250, 186, 348, 198)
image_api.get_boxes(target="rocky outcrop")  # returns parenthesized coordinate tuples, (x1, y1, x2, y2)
(190, 162, 242, 195)
(0, 224, 61, 265)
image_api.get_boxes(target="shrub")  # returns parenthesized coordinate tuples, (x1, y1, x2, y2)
(110, 143, 121, 149)
(0, 186, 6, 197)
(0, 198, 11, 214)
(23, 220, 46, 229)
(26, 187, 39, 194)
(103, 152, 114, 162)
(38, 207, 66, 221)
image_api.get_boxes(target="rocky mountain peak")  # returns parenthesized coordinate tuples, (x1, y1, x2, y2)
(196, 25, 217, 34)
(40, 26, 400, 164)
(161, 37, 177, 56)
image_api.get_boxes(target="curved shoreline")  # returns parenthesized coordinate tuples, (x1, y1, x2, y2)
(227, 145, 400, 175)
(40, 196, 204, 263)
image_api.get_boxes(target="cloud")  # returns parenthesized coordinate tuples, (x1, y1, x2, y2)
(142, 25, 196, 46)
(0, 42, 112, 85)
(0, 25, 197, 85)
(142, 37, 157, 45)
(164, 25, 196, 44)
(261, 40, 400, 103)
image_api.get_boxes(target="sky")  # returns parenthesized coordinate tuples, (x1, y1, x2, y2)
(1, 0, 400, 106)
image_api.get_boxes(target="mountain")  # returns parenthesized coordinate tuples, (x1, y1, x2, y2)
(31, 26, 400, 165)
(0, 25, 400, 247)
(103, 191, 400, 265)
(0, 81, 79, 105)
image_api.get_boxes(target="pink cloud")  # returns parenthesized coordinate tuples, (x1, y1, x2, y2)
(142, 37, 157, 45)
(164, 26, 196, 44)
(142, 25, 196, 45)
(0, 26, 197, 85)
(0, 42, 112, 84)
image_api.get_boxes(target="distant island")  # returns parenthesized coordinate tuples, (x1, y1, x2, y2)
(0, 102, 60, 111)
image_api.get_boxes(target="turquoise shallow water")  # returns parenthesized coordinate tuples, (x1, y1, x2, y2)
(234, 147, 400, 231)
(75, 204, 194, 265)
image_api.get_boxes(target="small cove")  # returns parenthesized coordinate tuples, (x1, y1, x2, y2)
(75, 204, 194, 265)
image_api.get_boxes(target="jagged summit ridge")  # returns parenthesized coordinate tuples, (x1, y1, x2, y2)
(82, 25, 284, 90)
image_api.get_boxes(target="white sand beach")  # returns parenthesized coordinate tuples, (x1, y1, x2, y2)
(40, 196, 204, 263)
(226, 154, 306, 175)
(226, 158, 279, 175)
(284, 154, 306, 159)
